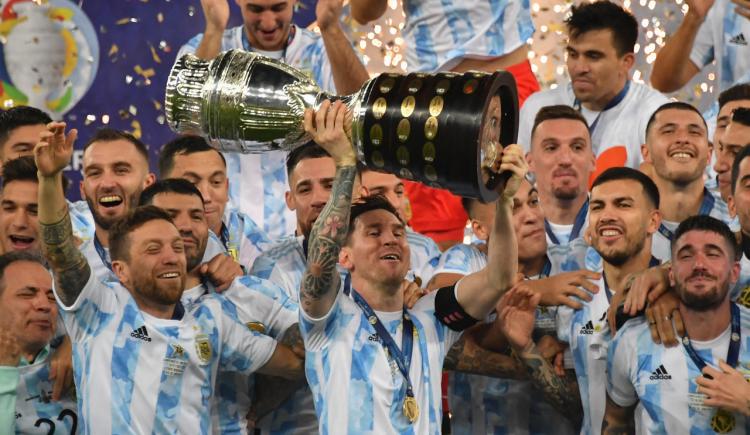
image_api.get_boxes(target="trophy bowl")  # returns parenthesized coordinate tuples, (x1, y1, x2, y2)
(165, 49, 518, 202)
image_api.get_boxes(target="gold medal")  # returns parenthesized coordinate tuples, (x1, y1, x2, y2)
(403, 396, 420, 423)
(711, 409, 735, 434)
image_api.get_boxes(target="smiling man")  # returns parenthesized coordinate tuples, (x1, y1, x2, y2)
(1, 157, 43, 253)
(642, 102, 736, 261)
(713, 86, 750, 202)
(518, 1, 668, 172)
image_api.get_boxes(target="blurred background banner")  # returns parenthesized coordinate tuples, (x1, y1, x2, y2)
(0, 0, 715, 200)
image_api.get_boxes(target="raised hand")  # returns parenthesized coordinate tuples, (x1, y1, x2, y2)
(498, 285, 540, 352)
(686, 0, 716, 20)
(316, 0, 344, 32)
(34, 122, 77, 178)
(497, 144, 528, 201)
(303, 100, 356, 166)
(200, 0, 230, 32)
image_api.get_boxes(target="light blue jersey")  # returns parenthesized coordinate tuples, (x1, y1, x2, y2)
(734, 253, 750, 305)
(55, 274, 278, 434)
(405, 228, 441, 286)
(250, 235, 306, 302)
(68, 200, 94, 243)
(651, 188, 738, 262)
(401, 0, 534, 72)
(607, 307, 750, 434)
(181, 275, 310, 435)
(177, 24, 339, 240)
(437, 242, 578, 434)
(690, 0, 750, 93)
(301, 289, 461, 434)
(221, 207, 273, 270)
(13, 346, 78, 434)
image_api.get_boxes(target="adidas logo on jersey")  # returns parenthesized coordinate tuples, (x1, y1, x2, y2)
(649, 364, 672, 380)
(730, 33, 747, 45)
(579, 320, 595, 335)
(130, 326, 152, 342)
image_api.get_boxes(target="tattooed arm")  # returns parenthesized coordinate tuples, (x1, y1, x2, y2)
(443, 331, 527, 380)
(299, 100, 358, 318)
(34, 122, 91, 306)
(601, 394, 636, 435)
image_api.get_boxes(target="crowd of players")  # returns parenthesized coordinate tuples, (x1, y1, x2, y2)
(0, 0, 750, 433)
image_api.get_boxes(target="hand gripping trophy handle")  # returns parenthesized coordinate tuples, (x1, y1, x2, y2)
(165, 49, 519, 202)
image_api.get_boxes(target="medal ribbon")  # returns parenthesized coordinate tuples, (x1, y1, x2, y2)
(350, 285, 417, 409)
(544, 198, 589, 245)
(657, 188, 715, 241)
(94, 234, 113, 272)
(682, 303, 741, 370)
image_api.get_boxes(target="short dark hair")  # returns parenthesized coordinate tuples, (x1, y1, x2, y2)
(461, 197, 478, 218)
(139, 178, 205, 207)
(83, 128, 149, 162)
(1, 155, 70, 192)
(645, 101, 707, 138)
(530, 105, 589, 143)
(731, 107, 750, 128)
(591, 166, 660, 209)
(109, 206, 174, 263)
(731, 143, 750, 194)
(286, 142, 331, 178)
(0, 106, 52, 148)
(718, 83, 750, 111)
(565, 1, 638, 56)
(0, 250, 49, 294)
(347, 195, 403, 239)
(671, 215, 738, 261)
(158, 135, 225, 178)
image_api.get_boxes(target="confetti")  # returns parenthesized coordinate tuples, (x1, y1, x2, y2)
(115, 17, 139, 25)
(133, 65, 155, 79)
(149, 44, 162, 63)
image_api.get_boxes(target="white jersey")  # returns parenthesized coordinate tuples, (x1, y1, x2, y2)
(435, 243, 576, 435)
(544, 198, 590, 251)
(405, 228, 442, 286)
(519, 82, 669, 169)
(56, 274, 277, 434)
(607, 307, 750, 434)
(220, 207, 273, 270)
(13, 346, 78, 434)
(300, 288, 461, 434)
(69, 200, 95, 243)
(400, 0, 534, 72)
(734, 252, 750, 305)
(690, 0, 750, 92)
(177, 24, 339, 240)
(250, 235, 307, 302)
(650, 188, 738, 262)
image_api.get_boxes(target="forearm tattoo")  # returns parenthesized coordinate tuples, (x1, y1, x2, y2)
(300, 165, 356, 308)
(280, 323, 303, 350)
(443, 336, 527, 380)
(41, 212, 91, 306)
(518, 344, 583, 428)
(601, 395, 636, 435)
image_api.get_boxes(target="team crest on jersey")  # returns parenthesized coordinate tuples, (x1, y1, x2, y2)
(195, 334, 212, 364)
(711, 409, 735, 433)
(164, 343, 188, 376)
(246, 322, 266, 333)
(737, 286, 750, 309)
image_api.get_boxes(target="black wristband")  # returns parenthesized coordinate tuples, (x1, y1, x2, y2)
(434, 285, 480, 331)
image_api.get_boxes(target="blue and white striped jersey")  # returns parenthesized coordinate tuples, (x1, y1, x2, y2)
(650, 189, 738, 262)
(68, 200, 94, 243)
(250, 235, 306, 302)
(221, 207, 273, 270)
(177, 25, 340, 240)
(13, 346, 78, 434)
(181, 275, 308, 435)
(405, 228, 441, 286)
(436, 242, 577, 435)
(733, 253, 750, 305)
(55, 274, 278, 434)
(300, 289, 461, 434)
(556, 274, 612, 435)
(690, 0, 750, 93)
(400, 0, 534, 72)
(607, 308, 750, 434)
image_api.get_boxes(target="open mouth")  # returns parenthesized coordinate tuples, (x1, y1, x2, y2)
(380, 253, 401, 261)
(157, 272, 180, 279)
(9, 235, 35, 247)
(668, 149, 695, 162)
(598, 227, 623, 240)
(98, 195, 124, 208)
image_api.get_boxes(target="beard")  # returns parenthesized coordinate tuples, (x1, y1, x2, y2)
(551, 185, 581, 201)
(674, 274, 728, 312)
(596, 235, 646, 267)
(131, 270, 184, 306)
(85, 190, 142, 231)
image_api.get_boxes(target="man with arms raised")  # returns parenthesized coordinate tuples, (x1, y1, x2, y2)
(501, 167, 662, 434)
(298, 100, 525, 432)
(34, 122, 303, 433)
(604, 215, 750, 434)
(159, 135, 271, 269)
(642, 102, 735, 261)
(178, 0, 368, 239)
(519, 1, 668, 171)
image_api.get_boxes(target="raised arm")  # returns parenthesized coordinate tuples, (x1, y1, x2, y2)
(299, 100, 358, 318)
(193, 0, 230, 60)
(34, 122, 91, 307)
(349, 0, 388, 25)
(649, 0, 712, 92)
(316, 0, 370, 94)
(454, 144, 527, 319)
